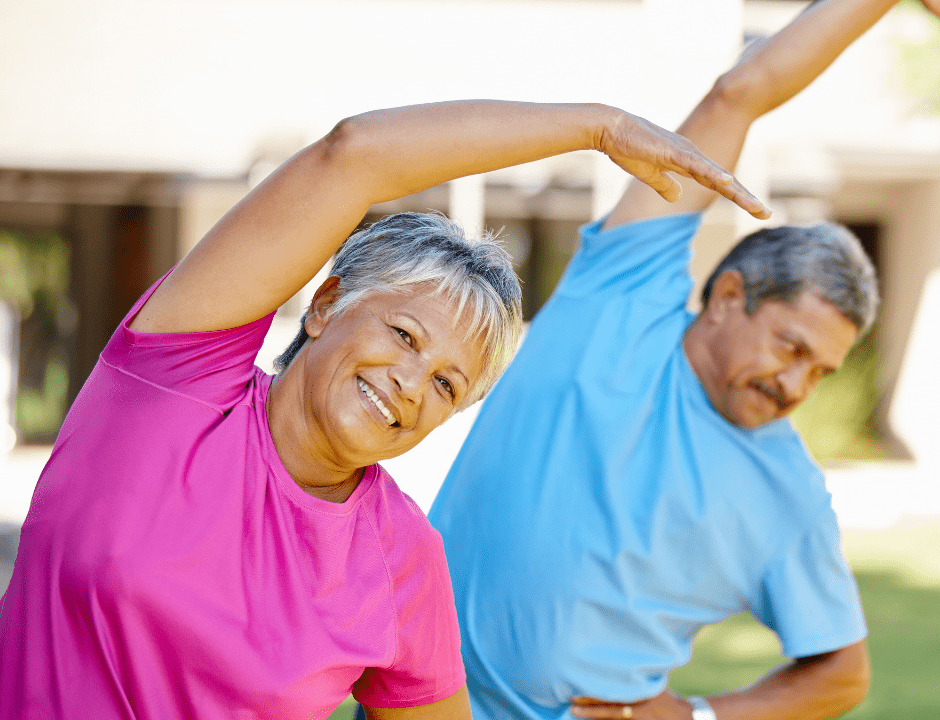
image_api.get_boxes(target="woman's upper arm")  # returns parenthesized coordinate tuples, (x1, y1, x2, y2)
(130, 124, 372, 334)
(362, 685, 472, 720)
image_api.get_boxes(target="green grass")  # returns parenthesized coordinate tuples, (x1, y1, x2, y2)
(670, 521, 940, 719)
(327, 696, 357, 720)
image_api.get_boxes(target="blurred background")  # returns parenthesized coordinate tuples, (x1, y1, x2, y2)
(0, 0, 938, 717)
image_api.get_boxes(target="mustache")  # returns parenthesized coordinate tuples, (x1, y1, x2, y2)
(748, 380, 792, 411)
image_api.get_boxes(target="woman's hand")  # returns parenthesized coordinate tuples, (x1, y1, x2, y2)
(571, 690, 694, 720)
(599, 111, 770, 220)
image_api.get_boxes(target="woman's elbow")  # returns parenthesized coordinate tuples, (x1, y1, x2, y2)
(319, 115, 363, 161)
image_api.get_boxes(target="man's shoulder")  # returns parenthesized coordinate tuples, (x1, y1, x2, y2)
(751, 419, 822, 474)
(552, 213, 703, 301)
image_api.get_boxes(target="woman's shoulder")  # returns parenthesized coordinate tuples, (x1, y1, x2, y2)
(367, 465, 438, 530)
(361, 465, 448, 566)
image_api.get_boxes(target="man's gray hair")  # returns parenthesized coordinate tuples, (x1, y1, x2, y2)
(701, 222, 879, 335)
(274, 212, 523, 408)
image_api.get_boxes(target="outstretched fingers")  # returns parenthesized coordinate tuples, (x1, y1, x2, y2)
(606, 111, 770, 219)
(661, 142, 771, 219)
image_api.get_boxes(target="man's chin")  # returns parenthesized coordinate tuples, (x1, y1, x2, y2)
(728, 400, 781, 429)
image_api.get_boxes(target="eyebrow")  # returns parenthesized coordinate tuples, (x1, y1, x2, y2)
(783, 331, 839, 373)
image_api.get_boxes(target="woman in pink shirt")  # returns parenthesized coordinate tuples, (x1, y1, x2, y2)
(0, 101, 766, 720)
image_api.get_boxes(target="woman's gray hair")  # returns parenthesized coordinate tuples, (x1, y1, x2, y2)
(274, 212, 523, 408)
(701, 221, 879, 335)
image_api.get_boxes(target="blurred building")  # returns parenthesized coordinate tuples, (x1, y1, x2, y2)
(1, 0, 938, 470)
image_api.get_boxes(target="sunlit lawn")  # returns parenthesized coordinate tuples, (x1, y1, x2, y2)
(670, 519, 940, 719)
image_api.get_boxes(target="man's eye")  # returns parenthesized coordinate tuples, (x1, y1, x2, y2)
(394, 327, 413, 346)
(436, 376, 455, 399)
(782, 339, 803, 358)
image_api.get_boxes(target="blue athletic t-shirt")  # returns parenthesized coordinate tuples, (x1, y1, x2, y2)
(429, 213, 867, 720)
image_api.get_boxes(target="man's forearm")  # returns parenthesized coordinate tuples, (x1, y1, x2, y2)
(717, 0, 898, 120)
(570, 641, 869, 720)
(709, 641, 870, 720)
(603, 0, 899, 227)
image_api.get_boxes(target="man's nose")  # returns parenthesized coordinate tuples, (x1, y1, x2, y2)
(777, 363, 811, 404)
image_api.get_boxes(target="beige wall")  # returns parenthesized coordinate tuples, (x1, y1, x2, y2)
(832, 162, 940, 466)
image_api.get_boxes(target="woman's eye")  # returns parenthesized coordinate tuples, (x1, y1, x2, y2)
(394, 327, 413, 346)
(436, 376, 455, 399)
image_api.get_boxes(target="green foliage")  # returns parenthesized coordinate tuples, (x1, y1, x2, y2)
(789, 327, 890, 464)
(0, 230, 72, 442)
(897, 1, 940, 116)
(16, 358, 69, 439)
(0, 231, 70, 320)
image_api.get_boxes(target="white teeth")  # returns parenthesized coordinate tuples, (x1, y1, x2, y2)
(357, 378, 397, 426)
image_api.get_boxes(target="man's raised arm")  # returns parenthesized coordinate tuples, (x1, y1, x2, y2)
(603, 0, 900, 231)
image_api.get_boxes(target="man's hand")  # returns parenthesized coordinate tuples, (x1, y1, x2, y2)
(571, 690, 694, 720)
(599, 111, 771, 220)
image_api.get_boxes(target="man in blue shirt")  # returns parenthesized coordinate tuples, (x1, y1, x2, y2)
(429, 1, 917, 719)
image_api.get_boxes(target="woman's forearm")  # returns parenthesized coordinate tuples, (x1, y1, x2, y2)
(328, 100, 615, 205)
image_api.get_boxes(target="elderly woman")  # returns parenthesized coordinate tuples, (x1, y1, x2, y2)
(0, 101, 766, 720)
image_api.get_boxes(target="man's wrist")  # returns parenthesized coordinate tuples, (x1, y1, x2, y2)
(688, 696, 717, 720)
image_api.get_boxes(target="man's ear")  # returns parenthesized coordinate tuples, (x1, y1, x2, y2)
(703, 270, 746, 324)
(303, 276, 342, 339)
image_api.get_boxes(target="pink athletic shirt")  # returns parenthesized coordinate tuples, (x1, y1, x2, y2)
(0, 276, 466, 719)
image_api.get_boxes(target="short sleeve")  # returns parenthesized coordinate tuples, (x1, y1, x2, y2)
(99, 269, 275, 410)
(352, 517, 466, 708)
(557, 212, 702, 299)
(754, 504, 868, 658)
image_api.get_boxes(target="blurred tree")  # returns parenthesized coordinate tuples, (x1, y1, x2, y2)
(898, 0, 940, 115)
(0, 231, 72, 443)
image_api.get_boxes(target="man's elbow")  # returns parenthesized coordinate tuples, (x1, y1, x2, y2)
(820, 641, 872, 715)
(703, 64, 774, 122)
(841, 644, 871, 711)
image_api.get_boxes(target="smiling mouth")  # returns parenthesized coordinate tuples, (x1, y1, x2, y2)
(357, 378, 400, 427)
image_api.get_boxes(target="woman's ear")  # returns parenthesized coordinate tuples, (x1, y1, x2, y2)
(303, 276, 342, 339)
(703, 270, 746, 325)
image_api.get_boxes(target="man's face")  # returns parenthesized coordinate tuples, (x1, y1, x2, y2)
(702, 282, 859, 429)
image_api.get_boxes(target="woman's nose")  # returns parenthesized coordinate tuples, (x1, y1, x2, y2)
(389, 358, 428, 403)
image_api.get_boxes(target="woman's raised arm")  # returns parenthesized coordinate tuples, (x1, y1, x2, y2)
(130, 100, 767, 334)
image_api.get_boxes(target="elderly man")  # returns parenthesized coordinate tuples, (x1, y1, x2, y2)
(428, 1, 919, 719)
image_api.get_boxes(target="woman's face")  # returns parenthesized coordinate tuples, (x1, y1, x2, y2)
(291, 279, 485, 472)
